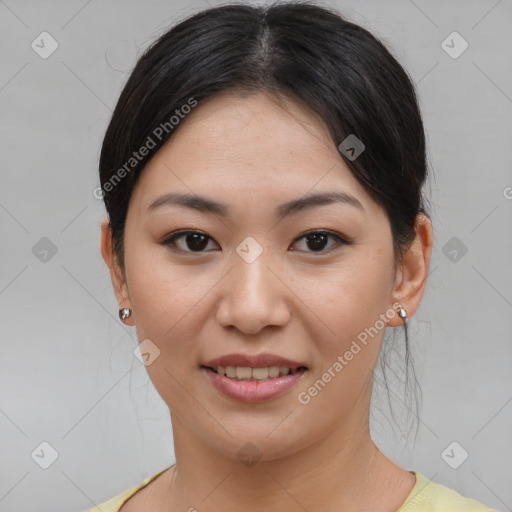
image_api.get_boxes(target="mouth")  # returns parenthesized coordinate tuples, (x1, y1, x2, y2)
(201, 365, 308, 381)
(199, 353, 309, 402)
(200, 364, 308, 403)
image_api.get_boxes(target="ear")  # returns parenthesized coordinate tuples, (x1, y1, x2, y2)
(387, 213, 433, 327)
(100, 217, 135, 326)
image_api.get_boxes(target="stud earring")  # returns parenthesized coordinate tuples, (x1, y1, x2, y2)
(119, 307, 132, 322)
(397, 306, 408, 322)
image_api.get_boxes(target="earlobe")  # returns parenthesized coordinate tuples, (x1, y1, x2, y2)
(388, 213, 433, 327)
(100, 218, 135, 325)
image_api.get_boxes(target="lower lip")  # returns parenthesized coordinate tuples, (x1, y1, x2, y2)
(201, 367, 307, 403)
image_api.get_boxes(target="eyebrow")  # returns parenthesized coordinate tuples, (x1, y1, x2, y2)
(147, 190, 364, 219)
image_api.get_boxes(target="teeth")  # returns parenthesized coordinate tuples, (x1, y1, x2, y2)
(225, 366, 237, 378)
(216, 366, 296, 380)
(236, 367, 252, 379)
(268, 366, 280, 378)
(252, 367, 269, 379)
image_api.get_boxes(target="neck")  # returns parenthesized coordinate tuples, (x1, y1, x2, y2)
(162, 399, 408, 511)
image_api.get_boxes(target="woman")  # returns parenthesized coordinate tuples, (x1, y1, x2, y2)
(90, 2, 495, 511)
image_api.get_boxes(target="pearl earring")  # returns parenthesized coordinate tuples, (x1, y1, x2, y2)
(397, 307, 407, 321)
(119, 308, 132, 322)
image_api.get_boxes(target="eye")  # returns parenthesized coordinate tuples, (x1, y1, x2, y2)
(162, 230, 219, 253)
(162, 229, 352, 255)
(290, 230, 351, 254)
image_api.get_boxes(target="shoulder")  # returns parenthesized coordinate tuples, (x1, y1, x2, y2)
(84, 468, 168, 512)
(398, 472, 496, 512)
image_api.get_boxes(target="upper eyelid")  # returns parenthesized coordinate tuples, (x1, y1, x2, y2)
(291, 229, 349, 243)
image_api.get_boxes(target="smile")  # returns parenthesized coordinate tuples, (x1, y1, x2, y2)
(201, 365, 308, 403)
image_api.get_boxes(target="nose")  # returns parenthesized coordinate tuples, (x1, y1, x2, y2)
(216, 246, 291, 335)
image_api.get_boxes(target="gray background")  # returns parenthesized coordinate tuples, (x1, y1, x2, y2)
(0, 0, 511, 511)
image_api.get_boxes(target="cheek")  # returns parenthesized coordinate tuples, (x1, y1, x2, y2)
(293, 257, 394, 415)
(123, 241, 212, 362)
(300, 250, 394, 366)
(124, 248, 217, 406)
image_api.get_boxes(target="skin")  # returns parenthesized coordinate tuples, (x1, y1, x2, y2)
(101, 91, 433, 512)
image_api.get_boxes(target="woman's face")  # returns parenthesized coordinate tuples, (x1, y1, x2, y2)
(109, 92, 411, 462)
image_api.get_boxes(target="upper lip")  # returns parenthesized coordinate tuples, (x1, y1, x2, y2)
(202, 353, 307, 370)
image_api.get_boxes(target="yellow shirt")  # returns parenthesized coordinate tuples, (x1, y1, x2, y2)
(86, 469, 496, 511)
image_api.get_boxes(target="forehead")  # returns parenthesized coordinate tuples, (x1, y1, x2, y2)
(165, 91, 337, 170)
(129, 92, 380, 219)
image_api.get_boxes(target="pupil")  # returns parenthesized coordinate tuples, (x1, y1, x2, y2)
(187, 233, 208, 251)
(306, 233, 328, 251)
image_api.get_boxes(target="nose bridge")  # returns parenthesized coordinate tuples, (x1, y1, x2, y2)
(233, 236, 275, 304)
(217, 235, 289, 332)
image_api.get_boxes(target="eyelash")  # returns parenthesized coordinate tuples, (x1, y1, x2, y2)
(161, 229, 352, 255)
